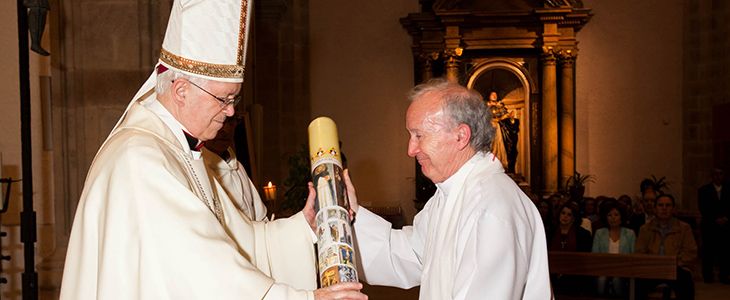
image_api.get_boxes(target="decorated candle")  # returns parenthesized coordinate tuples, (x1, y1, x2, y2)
(308, 117, 358, 287)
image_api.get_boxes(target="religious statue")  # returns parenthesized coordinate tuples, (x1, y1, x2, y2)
(499, 113, 520, 173)
(486, 91, 520, 173)
(24, 0, 50, 56)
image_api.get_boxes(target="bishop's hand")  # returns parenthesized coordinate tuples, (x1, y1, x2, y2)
(314, 282, 367, 300)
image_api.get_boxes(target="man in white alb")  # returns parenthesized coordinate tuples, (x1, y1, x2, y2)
(343, 78, 551, 299)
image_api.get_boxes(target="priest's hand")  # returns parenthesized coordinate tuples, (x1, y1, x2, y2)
(303, 182, 317, 232)
(343, 169, 359, 215)
(314, 282, 368, 300)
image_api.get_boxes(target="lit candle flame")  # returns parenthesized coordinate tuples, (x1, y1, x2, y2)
(263, 181, 276, 201)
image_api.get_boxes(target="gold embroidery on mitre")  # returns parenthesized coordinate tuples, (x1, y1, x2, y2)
(160, 48, 244, 79)
(237, 0, 247, 65)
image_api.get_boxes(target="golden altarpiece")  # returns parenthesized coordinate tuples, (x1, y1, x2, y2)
(401, 0, 591, 205)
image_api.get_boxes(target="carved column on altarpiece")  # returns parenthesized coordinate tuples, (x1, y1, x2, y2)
(541, 47, 559, 194)
(443, 25, 463, 83)
(443, 48, 462, 83)
(558, 49, 577, 187)
(417, 52, 439, 83)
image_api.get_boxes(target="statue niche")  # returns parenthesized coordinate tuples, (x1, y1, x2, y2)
(468, 63, 531, 182)
(487, 91, 520, 174)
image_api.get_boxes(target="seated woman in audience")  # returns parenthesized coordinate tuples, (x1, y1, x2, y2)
(592, 200, 636, 297)
(549, 202, 593, 295)
(549, 202, 592, 252)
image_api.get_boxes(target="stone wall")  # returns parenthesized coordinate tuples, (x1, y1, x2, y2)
(683, 0, 730, 211)
(577, 0, 684, 204)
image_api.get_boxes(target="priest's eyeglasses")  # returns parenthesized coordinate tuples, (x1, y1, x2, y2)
(184, 80, 241, 108)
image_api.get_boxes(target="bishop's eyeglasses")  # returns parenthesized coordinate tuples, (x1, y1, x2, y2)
(178, 79, 242, 108)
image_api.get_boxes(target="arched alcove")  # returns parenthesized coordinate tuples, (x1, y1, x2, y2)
(467, 60, 533, 184)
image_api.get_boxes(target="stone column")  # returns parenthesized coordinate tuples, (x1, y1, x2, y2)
(541, 47, 559, 194)
(559, 49, 576, 187)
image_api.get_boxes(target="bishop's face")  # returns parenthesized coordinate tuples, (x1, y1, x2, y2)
(178, 80, 240, 141)
(406, 93, 462, 183)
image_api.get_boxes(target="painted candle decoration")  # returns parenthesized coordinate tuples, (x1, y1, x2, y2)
(308, 117, 358, 287)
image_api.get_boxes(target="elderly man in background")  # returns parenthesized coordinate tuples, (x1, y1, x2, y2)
(60, 1, 366, 299)
(342, 78, 551, 299)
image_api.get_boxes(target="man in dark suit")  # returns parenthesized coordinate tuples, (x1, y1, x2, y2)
(698, 168, 730, 283)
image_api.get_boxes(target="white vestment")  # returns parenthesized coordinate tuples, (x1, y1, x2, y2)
(354, 152, 551, 299)
(202, 148, 268, 221)
(61, 98, 317, 299)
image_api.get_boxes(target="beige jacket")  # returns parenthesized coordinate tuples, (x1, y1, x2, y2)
(636, 217, 698, 270)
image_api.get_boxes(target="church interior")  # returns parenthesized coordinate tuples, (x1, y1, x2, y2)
(0, 0, 728, 299)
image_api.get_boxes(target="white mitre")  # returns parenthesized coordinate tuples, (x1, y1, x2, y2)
(123, 0, 253, 120)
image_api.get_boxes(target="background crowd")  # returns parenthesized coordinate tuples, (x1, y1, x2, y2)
(530, 169, 729, 300)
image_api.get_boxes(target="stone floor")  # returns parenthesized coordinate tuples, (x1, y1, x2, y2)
(694, 281, 730, 300)
(361, 280, 730, 300)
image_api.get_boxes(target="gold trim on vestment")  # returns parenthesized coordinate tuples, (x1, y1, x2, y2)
(159, 48, 244, 79)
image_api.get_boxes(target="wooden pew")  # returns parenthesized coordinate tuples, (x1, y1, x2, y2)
(549, 251, 677, 300)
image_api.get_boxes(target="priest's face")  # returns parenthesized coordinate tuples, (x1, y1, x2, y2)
(406, 93, 462, 183)
(179, 79, 240, 141)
